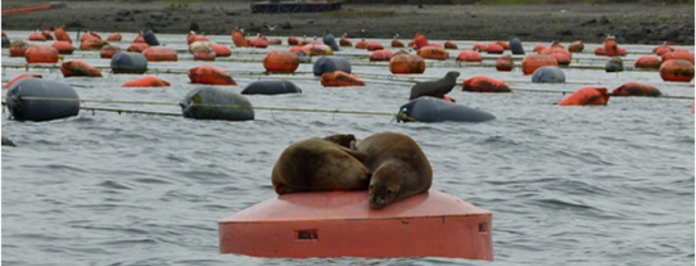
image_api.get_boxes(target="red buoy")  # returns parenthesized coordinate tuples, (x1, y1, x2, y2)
(521, 54, 558, 75)
(659, 59, 695, 83)
(218, 190, 493, 260)
(211, 45, 232, 57)
(412, 32, 429, 50)
(320, 71, 365, 87)
(417, 46, 449, 60)
(339, 37, 352, 47)
(60, 60, 102, 77)
(127, 43, 150, 53)
(444, 41, 458, 50)
(263, 51, 299, 73)
(28, 32, 46, 41)
(122, 76, 170, 88)
(287, 36, 299, 46)
(662, 49, 694, 64)
(389, 52, 426, 74)
(54, 26, 71, 43)
(304, 43, 333, 56)
(472, 43, 488, 52)
(80, 39, 107, 51)
(486, 43, 504, 54)
(369, 50, 394, 62)
(366, 42, 384, 51)
(354, 40, 368, 49)
(541, 47, 572, 66)
(106, 33, 122, 42)
(533, 45, 546, 53)
(496, 55, 514, 71)
(25, 45, 60, 64)
(391, 39, 404, 48)
(133, 35, 146, 44)
(41, 30, 54, 40)
(568, 41, 584, 53)
(52, 41, 75, 55)
(558, 87, 610, 106)
(634, 56, 662, 69)
(99, 45, 121, 59)
(456, 51, 482, 62)
(188, 65, 237, 85)
(9, 40, 30, 57)
(142, 47, 178, 62)
(232, 30, 248, 48)
(250, 38, 269, 49)
(612, 82, 661, 97)
(462, 76, 512, 93)
(653, 44, 674, 56)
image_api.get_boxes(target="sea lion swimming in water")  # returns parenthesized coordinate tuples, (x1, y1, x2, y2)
(271, 136, 370, 195)
(409, 71, 460, 100)
(354, 132, 432, 209)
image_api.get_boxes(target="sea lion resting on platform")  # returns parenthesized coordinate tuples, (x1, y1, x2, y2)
(409, 71, 460, 100)
(271, 134, 370, 195)
(354, 132, 432, 209)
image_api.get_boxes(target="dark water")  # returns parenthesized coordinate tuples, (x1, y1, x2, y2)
(2, 31, 694, 266)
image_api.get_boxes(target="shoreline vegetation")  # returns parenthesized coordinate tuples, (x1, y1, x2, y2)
(2, 0, 694, 45)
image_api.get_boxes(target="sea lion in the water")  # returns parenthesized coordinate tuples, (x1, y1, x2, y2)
(409, 71, 460, 100)
(271, 137, 370, 195)
(355, 132, 432, 209)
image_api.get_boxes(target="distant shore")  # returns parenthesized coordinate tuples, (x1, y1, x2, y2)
(2, 1, 694, 45)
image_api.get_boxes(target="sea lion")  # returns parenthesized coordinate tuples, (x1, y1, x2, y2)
(271, 137, 370, 195)
(409, 71, 460, 100)
(355, 132, 432, 209)
(322, 134, 357, 149)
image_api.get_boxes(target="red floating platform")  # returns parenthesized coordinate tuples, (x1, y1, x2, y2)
(219, 190, 493, 261)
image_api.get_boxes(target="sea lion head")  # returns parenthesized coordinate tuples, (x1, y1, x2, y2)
(368, 165, 401, 209)
(445, 71, 460, 80)
(322, 134, 356, 149)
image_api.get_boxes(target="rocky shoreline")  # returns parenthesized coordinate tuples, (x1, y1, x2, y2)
(2, 1, 694, 45)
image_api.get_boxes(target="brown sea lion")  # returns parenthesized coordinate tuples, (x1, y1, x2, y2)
(409, 71, 460, 100)
(322, 133, 357, 149)
(355, 132, 432, 209)
(271, 137, 370, 195)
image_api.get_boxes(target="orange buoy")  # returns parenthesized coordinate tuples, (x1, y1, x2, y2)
(218, 190, 493, 260)
(391, 39, 404, 48)
(462, 76, 511, 93)
(289, 46, 311, 55)
(369, 50, 393, 62)
(320, 71, 365, 87)
(521, 54, 558, 75)
(142, 47, 178, 62)
(339, 37, 352, 47)
(550, 42, 564, 49)
(188, 65, 237, 85)
(250, 38, 268, 48)
(42, 30, 54, 40)
(366, 42, 384, 51)
(133, 35, 146, 43)
(51, 41, 74, 55)
(472, 43, 488, 52)
(211, 44, 232, 57)
(486, 43, 504, 54)
(80, 39, 107, 50)
(232, 30, 249, 48)
(193, 50, 217, 61)
(54, 26, 71, 43)
(263, 51, 299, 73)
(28, 32, 46, 41)
(60, 60, 102, 77)
(496, 41, 510, 50)
(304, 43, 333, 56)
(80, 34, 99, 43)
(417, 46, 449, 60)
(1, 31, 6, 38)
(9, 40, 30, 57)
(496, 55, 514, 71)
(106, 33, 122, 42)
(617, 47, 627, 57)
(4, 74, 42, 89)
(659, 59, 695, 83)
(122, 76, 170, 88)
(558, 87, 610, 106)
(653, 44, 674, 56)
(455, 51, 482, 62)
(662, 49, 694, 64)
(355, 40, 368, 49)
(604, 37, 619, 57)
(89, 31, 102, 40)
(187, 34, 210, 45)
(412, 32, 429, 50)
(594, 46, 606, 56)
(127, 43, 150, 53)
(533, 45, 546, 53)
(389, 52, 425, 74)
(612, 82, 661, 97)
(268, 38, 282, 45)
(568, 41, 584, 53)
(25, 45, 60, 63)
(541, 47, 572, 66)
(99, 45, 121, 59)
(633, 56, 662, 69)
(288, 36, 299, 46)
(444, 41, 458, 50)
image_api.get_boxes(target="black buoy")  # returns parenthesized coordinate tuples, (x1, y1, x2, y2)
(5, 78, 80, 122)
(313, 56, 351, 76)
(111, 52, 148, 74)
(241, 80, 302, 95)
(180, 87, 254, 121)
(397, 97, 495, 123)
(531, 66, 566, 83)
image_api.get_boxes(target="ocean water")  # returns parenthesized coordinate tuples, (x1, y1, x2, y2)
(1, 31, 694, 266)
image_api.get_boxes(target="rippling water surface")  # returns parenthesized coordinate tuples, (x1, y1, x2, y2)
(2, 31, 694, 266)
